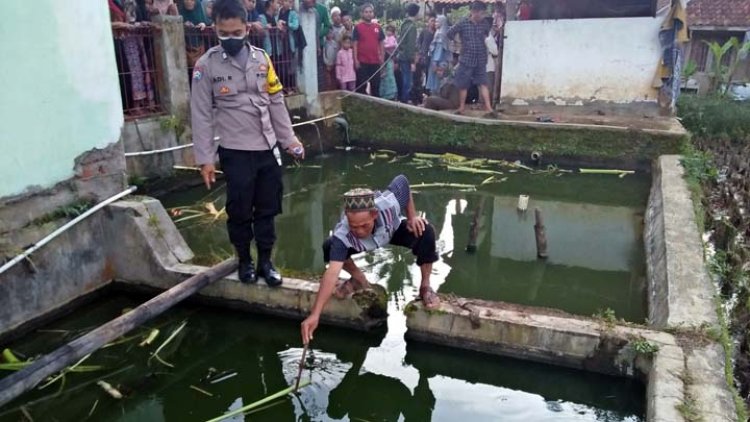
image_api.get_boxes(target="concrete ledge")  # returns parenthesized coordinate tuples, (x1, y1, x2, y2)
(645, 155, 718, 329)
(405, 298, 675, 378)
(685, 343, 738, 422)
(107, 198, 387, 331)
(341, 93, 687, 169)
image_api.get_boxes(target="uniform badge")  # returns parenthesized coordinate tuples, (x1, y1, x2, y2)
(219, 86, 230, 95)
(193, 66, 203, 81)
(259, 64, 268, 72)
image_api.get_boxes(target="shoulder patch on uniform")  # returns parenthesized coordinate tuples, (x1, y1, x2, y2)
(193, 66, 203, 80)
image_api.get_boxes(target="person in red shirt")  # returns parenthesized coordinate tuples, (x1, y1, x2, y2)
(352, 3, 385, 96)
(517, 0, 533, 20)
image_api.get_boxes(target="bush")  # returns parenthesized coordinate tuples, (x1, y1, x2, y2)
(677, 95, 750, 141)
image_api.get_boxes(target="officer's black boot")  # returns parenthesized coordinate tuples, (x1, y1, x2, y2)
(236, 247, 257, 284)
(257, 249, 282, 287)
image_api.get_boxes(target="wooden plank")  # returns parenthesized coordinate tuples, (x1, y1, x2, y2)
(0, 259, 237, 407)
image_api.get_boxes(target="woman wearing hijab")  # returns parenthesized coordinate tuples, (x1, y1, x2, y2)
(110, 0, 156, 114)
(425, 15, 450, 95)
(178, 0, 209, 69)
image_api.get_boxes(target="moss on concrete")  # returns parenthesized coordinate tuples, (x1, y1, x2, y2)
(343, 96, 687, 166)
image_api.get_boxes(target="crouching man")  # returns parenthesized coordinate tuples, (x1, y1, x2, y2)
(300, 174, 440, 344)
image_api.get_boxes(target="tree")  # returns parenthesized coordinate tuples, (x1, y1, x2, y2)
(704, 37, 750, 96)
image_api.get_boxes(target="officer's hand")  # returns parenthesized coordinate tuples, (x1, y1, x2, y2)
(200, 164, 216, 190)
(286, 140, 305, 160)
(301, 313, 319, 345)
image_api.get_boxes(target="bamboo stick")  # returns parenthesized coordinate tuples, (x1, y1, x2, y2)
(0, 259, 237, 407)
(205, 380, 311, 422)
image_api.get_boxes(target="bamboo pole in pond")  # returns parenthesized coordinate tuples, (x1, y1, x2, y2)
(534, 208, 548, 259)
(0, 259, 238, 407)
(466, 202, 484, 254)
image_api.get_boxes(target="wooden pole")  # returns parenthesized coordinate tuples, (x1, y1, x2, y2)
(534, 208, 548, 259)
(466, 202, 484, 253)
(0, 259, 238, 407)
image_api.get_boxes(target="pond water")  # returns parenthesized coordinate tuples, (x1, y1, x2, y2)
(0, 151, 650, 421)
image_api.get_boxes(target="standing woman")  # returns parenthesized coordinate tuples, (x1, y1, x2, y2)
(258, 0, 280, 56)
(178, 0, 209, 70)
(277, 0, 303, 90)
(425, 15, 449, 95)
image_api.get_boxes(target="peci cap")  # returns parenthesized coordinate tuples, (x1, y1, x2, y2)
(343, 188, 376, 211)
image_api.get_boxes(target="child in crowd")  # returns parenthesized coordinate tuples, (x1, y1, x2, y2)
(384, 24, 397, 56)
(335, 35, 356, 91)
(324, 28, 339, 90)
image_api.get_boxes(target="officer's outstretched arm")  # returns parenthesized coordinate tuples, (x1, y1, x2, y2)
(190, 58, 216, 166)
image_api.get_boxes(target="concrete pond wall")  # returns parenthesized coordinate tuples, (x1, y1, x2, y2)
(335, 93, 688, 170)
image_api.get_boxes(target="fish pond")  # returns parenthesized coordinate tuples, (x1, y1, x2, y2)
(0, 151, 651, 421)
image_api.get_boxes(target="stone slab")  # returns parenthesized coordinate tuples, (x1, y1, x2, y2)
(645, 155, 718, 329)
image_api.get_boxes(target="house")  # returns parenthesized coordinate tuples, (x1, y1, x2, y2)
(499, 0, 680, 114)
(685, 0, 750, 95)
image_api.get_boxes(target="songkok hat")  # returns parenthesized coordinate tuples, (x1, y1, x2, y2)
(343, 188, 375, 211)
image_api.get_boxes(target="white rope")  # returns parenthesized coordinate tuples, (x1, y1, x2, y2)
(123, 113, 341, 157)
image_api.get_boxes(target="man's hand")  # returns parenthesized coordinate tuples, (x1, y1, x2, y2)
(411, 63, 417, 72)
(354, 59, 360, 70)
(286, 138, 305, 160)
(301, 313, 319, 345)
(200, 164, 216, 189)
(406, 216, 427, 237)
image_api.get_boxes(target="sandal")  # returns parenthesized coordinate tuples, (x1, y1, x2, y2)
(483, 111, 498, 119)
(419, 286, 440, 309)
(453, 110, 464, 116)
(334, 278, 369, 299)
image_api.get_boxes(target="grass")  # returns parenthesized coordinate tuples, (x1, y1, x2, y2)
(593, 307, 617, 329)
(29, 199, 94, 227)
(676, 393, 704, 422)
(678, 95, 750, 421)
(630, 337, 660, 356)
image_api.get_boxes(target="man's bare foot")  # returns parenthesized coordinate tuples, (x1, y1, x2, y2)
(419, 286, 440, 309)
(334, 277, 370, 299)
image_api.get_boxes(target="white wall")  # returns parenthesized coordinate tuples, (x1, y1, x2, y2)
(501, 16, 665, 105)
(0, 1, 123, 198)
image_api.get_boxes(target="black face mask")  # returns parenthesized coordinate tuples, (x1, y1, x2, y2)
(219, 37, 246, 56)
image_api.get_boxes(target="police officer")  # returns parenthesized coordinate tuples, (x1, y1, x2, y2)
(191, 0, 305, 287)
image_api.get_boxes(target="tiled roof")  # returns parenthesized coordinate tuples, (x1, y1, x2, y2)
(687, 0, 750, 28)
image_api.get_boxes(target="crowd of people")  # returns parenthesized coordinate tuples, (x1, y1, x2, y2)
(109, 0, 513, 115)
(310, 0, 509, 115)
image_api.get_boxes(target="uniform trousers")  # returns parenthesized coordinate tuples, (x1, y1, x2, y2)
(218, 146, 283, 263)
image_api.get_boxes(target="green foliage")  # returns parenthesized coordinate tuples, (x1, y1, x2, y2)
(680, 145, 718, 183)
(703, 38, 750, 95)
(682, 60, 698, 79)
(30, 200, 94, 226)
(160, 114, 187, 140)
(630, 337, 659, 355)
(676, 394, 703, 422)
(677, 95, 750, 141)
(594, 307, 617, 328)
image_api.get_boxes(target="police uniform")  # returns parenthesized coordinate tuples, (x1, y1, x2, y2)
(190, 42, 296, 280)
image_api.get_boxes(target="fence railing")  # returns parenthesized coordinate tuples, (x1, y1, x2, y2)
(111, 24, 167, 120)
(184, 26, 298, 93)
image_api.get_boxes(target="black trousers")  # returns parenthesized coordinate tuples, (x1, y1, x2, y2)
(356, 63, 381, 97)
(218, 147, 283, 262)
(323, 221, 438, 266)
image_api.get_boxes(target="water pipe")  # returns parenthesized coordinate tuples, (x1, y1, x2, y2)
(0, 186, 138, 276)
